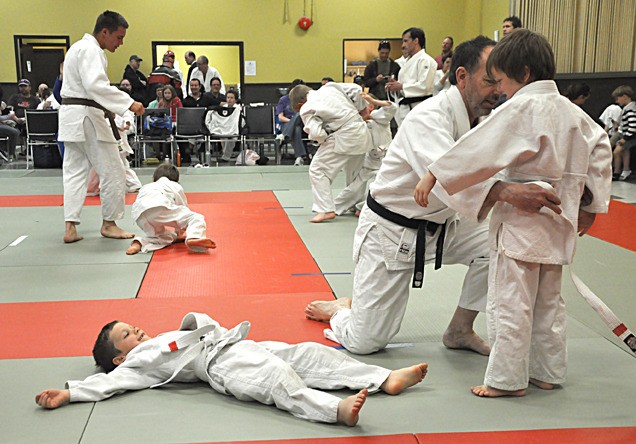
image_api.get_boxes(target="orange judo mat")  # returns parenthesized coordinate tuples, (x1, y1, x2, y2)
(0, 191, 335, 359)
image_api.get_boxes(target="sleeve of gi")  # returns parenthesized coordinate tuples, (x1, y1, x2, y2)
(581, 129, 612, 214)
(66, 367, 161, 402)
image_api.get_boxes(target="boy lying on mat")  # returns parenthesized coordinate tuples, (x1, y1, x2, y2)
(35, 312, 428, 426)
(126, 163, 215, 255)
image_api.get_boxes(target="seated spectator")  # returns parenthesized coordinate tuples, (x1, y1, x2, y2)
(123, 54, 148, 105)
(182, 79, 212, 108)
(192, 56, 226, 95)
(119, 79, 133, 95)
(276, 79, 308, 166)
(599, 100, 622, 148)
(564, 82, 591, 106)
(363, 40, 401, 100)
(433, 55, 452, 96)
(8, 79, 41, 134)
(434, 36, 453, 69)
(206, 89, 242, 163)
(0, 85, 21, 160)
(148, 86, 164, 109)
(202, 77, 226, 107)
(36, 88, 60, 109)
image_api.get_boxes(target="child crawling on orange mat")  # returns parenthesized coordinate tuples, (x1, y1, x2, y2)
(35, 312, 428, 426)
(126, 163, 215, 255)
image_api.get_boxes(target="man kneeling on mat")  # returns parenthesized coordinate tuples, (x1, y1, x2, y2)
(126, 163, 215, 255)
(35, 312, 428, 426)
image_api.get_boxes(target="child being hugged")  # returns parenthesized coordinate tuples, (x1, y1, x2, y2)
(414, 29, 612, 398)
(127, 163, 216, 254)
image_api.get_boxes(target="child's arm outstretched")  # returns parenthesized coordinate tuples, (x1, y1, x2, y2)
(414, 171, 437, 207)
(35, 389, 70, 409)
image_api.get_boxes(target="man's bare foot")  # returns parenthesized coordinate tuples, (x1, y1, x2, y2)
(101, 221, 134, 239)
(185, 238, 216, 253)
(126, 240, 142, 255)
(471, 385, 526, 398)
(381, 363, 428, 395)
(336, 389, 367, 426)
(443, 329, 491, 356)
(529, 378, 555, 390)
(310, 212, 336, 223)
(63, 222, 83, 243)
(305, 298, 352, 322)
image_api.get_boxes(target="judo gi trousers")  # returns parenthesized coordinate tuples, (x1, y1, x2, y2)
(333, 157, 382, 215)
(134, 206, 207, 252)
(329, 206, 489, 354)
(484, 238, 567, 390)
(206, 340, 390, 423)
(86, 150, 142, 196)
(309, 143, 365, 213)
(63, 118, 126, 223)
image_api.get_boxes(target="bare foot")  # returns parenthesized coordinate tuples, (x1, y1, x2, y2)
(529, 378, 555, 390)
(101, 221, 134, 239)
(381, 363, 428, 395)
(443, 329, 490, 356)
(305, 298, 352, 322)
(354, 210, 361, 217)
(337, 389, 367, 426)
(185, 238, 216, 253)
(126, 240, 142, 255)
(63, 222, 83, 243)
(470, 384, 526, 398)
(310, 212, 336, 223)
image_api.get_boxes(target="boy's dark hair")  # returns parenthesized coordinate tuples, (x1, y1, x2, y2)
(153, 163, 180, 182)
(403, 27, 426, 50)
(92, 320, 120, 373)
(93, 10, 128, 35)
(378, 40, 391, 51)
(487, 29, 555, 83)
(564, 82, 590, 100)
(503, 16, 523, 28)
(612, 85, 634, 100)
(449, 35, 496, 85)
(226, 89, 239, 100)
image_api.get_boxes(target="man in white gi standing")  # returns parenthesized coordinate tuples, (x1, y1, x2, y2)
(386, 27, 437, 126)
(290, 82, 373, 223)
(59, 10, 144, 243)
(305, 36, 562, 355)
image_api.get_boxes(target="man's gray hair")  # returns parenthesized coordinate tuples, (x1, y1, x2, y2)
(289, 85, 312, 109)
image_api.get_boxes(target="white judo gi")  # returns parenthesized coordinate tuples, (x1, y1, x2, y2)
(131, 176, 207, 253)
(205, 105, 242, 161)
(392, 49, 436, 126)
(67, 313, 391, 423)
(86, 111, 142, 195)
(327, 87, 496, 355)
(59, 33, 134, 224)
(334, 102, 397, 215)
(428, 81, 612, 390)
(300, 83, 373, 213)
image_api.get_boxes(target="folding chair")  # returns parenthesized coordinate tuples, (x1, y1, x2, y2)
(175, 107, 209, 165)
(241, 103, 279, 164)
(134, 108, 174, 165)
(205, 105, 243, 164)
(0, 136, 9, 162)
(24, 109, 59, 169)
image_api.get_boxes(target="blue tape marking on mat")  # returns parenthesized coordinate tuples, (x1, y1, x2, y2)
(291, 272, 352, 276)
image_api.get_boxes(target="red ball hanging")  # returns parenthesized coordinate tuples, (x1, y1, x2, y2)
(298, 16, 313, 30)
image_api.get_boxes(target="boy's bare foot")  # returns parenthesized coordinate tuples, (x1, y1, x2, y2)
(305, 298, 352, 322)
(471, 385, 526, 398)
(101, 221, 134, 239)
(529, 378, 555, 390)
(310, 212, 336, 223)
(443, 329, 491, 356)
(126, 240, 142, 255)
(381, 363, 428, 395)
(185, 238, 216, 253)
(337, 389, 367, 426)
(63, 222, 83, 243)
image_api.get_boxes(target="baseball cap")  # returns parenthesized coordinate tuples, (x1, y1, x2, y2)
(18, 79, 30, 86)
(129, 55, 143, 62)
(164, 50, 175, 59)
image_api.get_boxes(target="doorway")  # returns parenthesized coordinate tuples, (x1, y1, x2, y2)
(14, 36, 69, 88)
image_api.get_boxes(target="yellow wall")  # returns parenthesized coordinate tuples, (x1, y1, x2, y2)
(1, 0, 510, 84)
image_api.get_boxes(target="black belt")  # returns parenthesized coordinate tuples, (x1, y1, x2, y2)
(62, 98, 121, 142)
(366, 193, 446, 288)
(399, 95, 432, 108)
